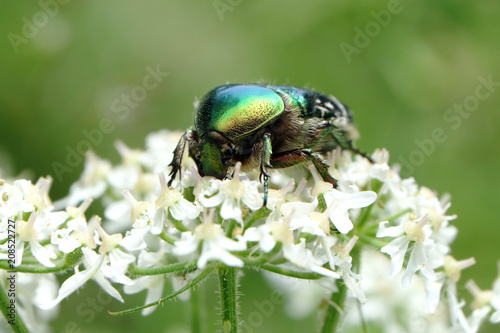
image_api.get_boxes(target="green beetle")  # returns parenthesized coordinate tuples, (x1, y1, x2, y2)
(168, 84, 372, 204)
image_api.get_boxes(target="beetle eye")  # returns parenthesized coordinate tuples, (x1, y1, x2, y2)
(223, 147, 233, 159)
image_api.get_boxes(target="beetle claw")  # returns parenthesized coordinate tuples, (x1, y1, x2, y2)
(259, 170, 270, 182)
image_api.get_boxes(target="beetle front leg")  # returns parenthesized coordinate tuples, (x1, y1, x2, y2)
(256, 132, 273, 206)
(325, 123, 374, 163)
(332, 133, 374, 163)
(259, 133, 273, 180)
(345, 142, 374, 163)
(270, 149, 338, 188)
(315, 121, 374, 163)
(168, 129, 199, 186)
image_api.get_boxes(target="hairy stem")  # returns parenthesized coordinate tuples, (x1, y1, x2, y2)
(0, 260, 75, 274)
(129, 260, 197, 276)
(190, 284, 202, 333)
(217, 265, 239, 333)
(110, 266, 213, 316)
(319, 279, 348, 333)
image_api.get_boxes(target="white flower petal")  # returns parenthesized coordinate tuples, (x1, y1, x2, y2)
(243, 226, 275, 253)
(220, 198, 242, 223)
(93, 271, 125, 303)
(425, 278, 444, 314)
(150, 209, 165, 235)
(217, 237, 247, 252)
(329, 209, 353, 234)
(172, 232, 199, 256)
(14, 240, 25, 267)
(324, 189, 377, 209)
(283, 242, 340, 279)
(141, 276, 164, 316)
(242, 182, 264, 210)
(121, 228, 148, 251)
(30, 242, 56, 267)
(381, 236, 410, 278)
(402, 242, 436, 287)
(343, 270, 366, 303)
(376, 221, 404, 238)
(38, 253, 105, 309)
(198, 241, 244, 269)
(169, 202, 187, 221)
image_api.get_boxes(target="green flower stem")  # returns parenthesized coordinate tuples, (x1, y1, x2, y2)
(111, 266, 214, 316)
(159, 231, 177, 245)
(217, 265, 239, 333)
(356, 223, 379, 235)
(39, 238, 52, 246)
(358, 235, 387, 250)
(169, 211, 190, 232)
(237, 242, 282, 266)
(257, 264, 323, 280)
(10, 258, 38, 265)
(0, 260, 73, 274)
(318, 194, 328, 212)
(356, 205, 374, 230)
(190, 284, 202, 333)
(183, 186, 196, 203)
(240, 256, 268, 266)
(0, 282, 30, 333)
(129, 260, 197, 276)
(355, 208, 413, 250)
(225, 219, 237, 238)
(243, 207, 271, 231)
(382, 208, 412, 223)
(320, 278, 347, 333)
(356, 180, 383, 229)
(269, 258, 286, 265)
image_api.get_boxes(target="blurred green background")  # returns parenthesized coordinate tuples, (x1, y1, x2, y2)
(1, 0, 499, 332)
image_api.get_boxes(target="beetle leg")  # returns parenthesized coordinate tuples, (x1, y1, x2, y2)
(306, 121, 337, 148)
(258, 133, 273, 206)
(259, 133, 273, 180)
(315, 121, 374, 163)
(344, 143, 374, 163)
(270, 149, 338, 188)
(168, 129, 200, 186)
(330, 131, 374, 163)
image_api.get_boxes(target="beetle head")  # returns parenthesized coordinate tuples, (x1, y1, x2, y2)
(199, 131, 234, 179)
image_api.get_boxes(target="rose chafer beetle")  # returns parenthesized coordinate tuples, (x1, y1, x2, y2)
(168, 84, 372, 205)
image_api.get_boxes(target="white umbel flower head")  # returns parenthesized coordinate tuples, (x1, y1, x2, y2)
(173, 209, 247, 269)
(5, 130, 498, 333)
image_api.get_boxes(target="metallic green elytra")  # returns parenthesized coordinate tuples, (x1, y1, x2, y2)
(168, 84, 372, 205)
(195, 85, 285, 140)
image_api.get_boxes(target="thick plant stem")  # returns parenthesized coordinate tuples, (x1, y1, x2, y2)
(319, 280, 348, 333)
(217, 265, 239, 333)
(0, 281, 30, 333)
(190, 285, 203, 333)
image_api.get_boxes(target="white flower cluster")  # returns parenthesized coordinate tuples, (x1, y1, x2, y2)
(1, 130, 499, 332)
